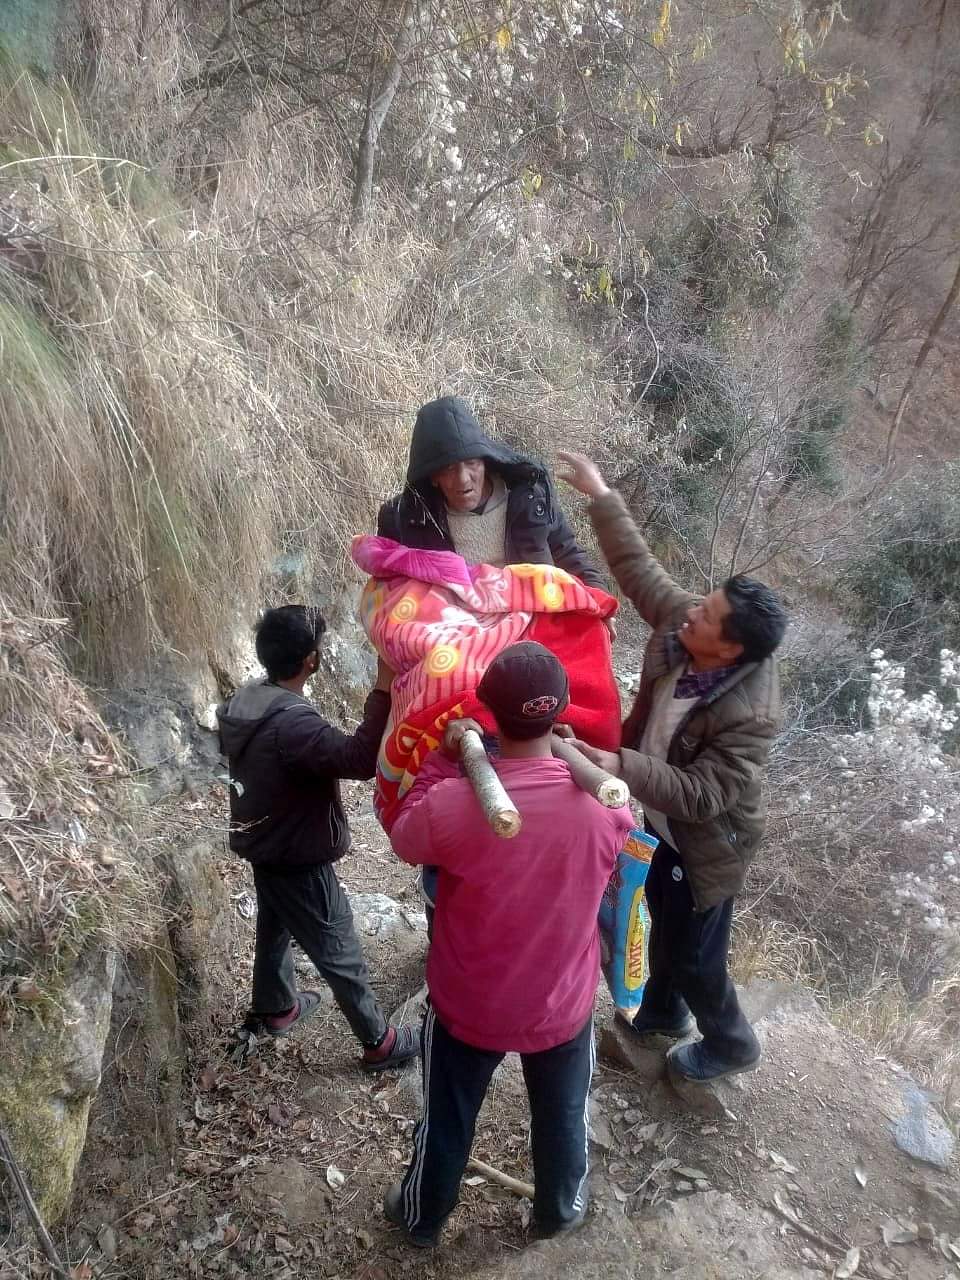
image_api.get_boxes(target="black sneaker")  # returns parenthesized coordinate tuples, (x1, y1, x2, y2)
(667, 1039, 761, 1084)
(362, 1023, 420, 1072)
(383, 1182, 440, 1248)
(616, 1008, 695, 1041)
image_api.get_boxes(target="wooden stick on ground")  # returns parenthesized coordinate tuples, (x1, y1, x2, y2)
(460, 729, 522, 838)
(551, 735, 630, 808)
(466, 1157, 535, 1200)
(0, 1125, 71, 1280)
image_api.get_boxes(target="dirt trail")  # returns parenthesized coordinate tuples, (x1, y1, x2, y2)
(68, 781, 960, 1280)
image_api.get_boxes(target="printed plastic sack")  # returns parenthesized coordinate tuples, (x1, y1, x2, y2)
(598, 828, 658, 1019)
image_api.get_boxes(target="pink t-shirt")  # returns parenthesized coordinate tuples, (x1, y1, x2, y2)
(390, 752, 633, 1053)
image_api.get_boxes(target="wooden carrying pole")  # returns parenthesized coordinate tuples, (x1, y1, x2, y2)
(460, 729, 522, 838)
(551, 735, 630, 808)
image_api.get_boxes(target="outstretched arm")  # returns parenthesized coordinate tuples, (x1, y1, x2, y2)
(277, 661, 393, 781)
(619, 720, 775, 822)
(557, 452, 694, 633)
(568, 717, 777, 823)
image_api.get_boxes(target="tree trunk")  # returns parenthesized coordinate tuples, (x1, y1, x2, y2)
(885, 253, 960, 468)
(135, 0, 153, 63)
(921, 0, 949, 126)
(350, 1, 423, 228)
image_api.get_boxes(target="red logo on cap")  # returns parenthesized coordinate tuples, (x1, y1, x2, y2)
(522, 695, 559, 717)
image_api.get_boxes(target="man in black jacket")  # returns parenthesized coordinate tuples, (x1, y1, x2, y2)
(378, 397, 609, 933)
(218, 606, 418, 1070)
(377, 396, 605, 589)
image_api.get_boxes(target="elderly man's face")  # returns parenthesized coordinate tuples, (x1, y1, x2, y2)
(431, 458, 489, 512)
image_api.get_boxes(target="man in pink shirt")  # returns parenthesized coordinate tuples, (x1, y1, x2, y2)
(383, 642, 633, 1247)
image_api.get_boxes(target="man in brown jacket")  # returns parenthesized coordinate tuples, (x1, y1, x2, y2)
(557, 453, 787, 1085)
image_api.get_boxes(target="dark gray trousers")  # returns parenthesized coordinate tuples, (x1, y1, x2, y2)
(251, 863, 386, 1047)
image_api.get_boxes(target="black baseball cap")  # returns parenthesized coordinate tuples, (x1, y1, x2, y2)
(477, 642, 569, 738)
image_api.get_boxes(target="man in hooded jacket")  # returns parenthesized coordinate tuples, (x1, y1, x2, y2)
(377, 396, 605, 589)
(217, 605, 419, 1071)
(377, 397, 608, 932)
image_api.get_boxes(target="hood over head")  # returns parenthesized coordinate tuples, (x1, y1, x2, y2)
(405, 396, 541, 491)
(216, 680, 304, 756)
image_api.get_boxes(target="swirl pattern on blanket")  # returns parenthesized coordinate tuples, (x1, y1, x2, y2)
(352, 535, 622, 831)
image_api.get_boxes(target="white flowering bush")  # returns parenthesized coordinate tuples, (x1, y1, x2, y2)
(755, 643, 960, 1099)
(866, 648, 960, 744)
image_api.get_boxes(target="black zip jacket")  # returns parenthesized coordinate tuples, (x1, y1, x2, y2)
(217, 681, 390, 869)
(377, 396, 605, 589)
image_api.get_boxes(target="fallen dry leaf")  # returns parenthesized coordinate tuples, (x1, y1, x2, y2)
(769, 1150, 798, 1175)
(0, 871, 24, 902)
(836, 1245, 861, 1278)
(70, 1266, 93, 1280)
(194, 1096, 215, 1122)
(881, 1218, 918, 1246)
(198, 1064, 219, 1091)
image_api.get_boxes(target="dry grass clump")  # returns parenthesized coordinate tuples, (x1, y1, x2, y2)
(833, 961, 960, 1117)
(1, 65, 273, 676)
(0, 597, 162, 1012)
(731, 913, 826, 990)
(1, 48, 615, 684)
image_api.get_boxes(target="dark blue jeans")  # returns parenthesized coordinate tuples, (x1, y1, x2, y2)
(399, 1010, 595, 1236)
(638, 840, 758, 1063)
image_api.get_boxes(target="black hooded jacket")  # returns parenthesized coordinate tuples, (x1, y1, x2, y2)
(217, 681, 390, 869)
(377, 397, 604, 589)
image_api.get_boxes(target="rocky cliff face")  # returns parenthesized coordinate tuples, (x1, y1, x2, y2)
(0, 837, 237, 1231)
(0, 612, 375, 1238)
(0, 947, 116, 1221)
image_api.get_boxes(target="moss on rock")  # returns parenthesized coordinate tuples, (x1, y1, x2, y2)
(0, 946, 115, 1222)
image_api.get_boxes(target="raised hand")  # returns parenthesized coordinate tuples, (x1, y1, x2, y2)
(556, 451, 610, 499)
